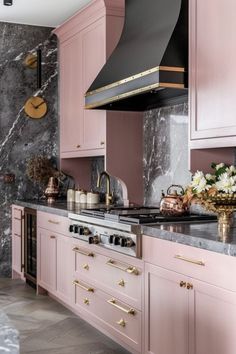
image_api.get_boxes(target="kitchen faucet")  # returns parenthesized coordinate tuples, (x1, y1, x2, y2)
(97, 171, 113, 206)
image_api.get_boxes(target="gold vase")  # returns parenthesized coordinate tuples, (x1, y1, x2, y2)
(200, 193, 236, 241)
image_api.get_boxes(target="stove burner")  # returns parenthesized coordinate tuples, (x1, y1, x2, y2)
(81, 207, 217, 225)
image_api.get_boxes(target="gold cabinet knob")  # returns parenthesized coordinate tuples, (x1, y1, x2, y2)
(180, 281, 186, 288)
(83, 264, 89, 271)
(50, 235, 56, 239)
(118, 279, 125, 287)
(117, 318, 126, 327)
(83, 298, 89, 305)
(76, 144, 81, 148)
(187, 283, 193, 290)
(100, 141, 105, 145)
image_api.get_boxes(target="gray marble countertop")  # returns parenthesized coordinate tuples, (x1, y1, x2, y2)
(14, 200, 110, 217)
(14, 200, 236, 257)
(142, 221, 236, 257)
(0, 311, 19, 353)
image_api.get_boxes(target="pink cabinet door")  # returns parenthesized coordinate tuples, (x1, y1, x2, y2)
(189, 279, 236, 354)
(12, 205, 24, 277)
(190, 0, 236, 145)
(59, 33, 83, 154)
(56, 234, 73, 305)
(145, 263, 189, 354)
(38, 228, 56, 293)
(82, 18, 106, 151)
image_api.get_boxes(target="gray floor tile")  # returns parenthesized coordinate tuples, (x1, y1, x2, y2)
(0, 279, 130, 354)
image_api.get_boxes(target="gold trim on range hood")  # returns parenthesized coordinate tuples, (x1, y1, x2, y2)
(85, 66, 186, 110)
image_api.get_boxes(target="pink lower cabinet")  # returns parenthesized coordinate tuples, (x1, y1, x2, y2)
(71, 239, 143, 353)
(72, 240, 143, 310)
(189, 279, 236, 354)
(143, 235, 236, 354)
(73, 278, 142, 353)
(12, 205, 24, 279)
(38, 228, 57, 293)
(145, 263, 189, 354)
(37, 226, 72, 304)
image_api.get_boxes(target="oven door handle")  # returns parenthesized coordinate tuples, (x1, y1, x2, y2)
(106, 259, 139, 275)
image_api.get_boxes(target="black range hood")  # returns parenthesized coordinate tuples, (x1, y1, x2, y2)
(85, 0, 188, 111)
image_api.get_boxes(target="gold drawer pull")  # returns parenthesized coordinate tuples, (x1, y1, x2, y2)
(72, 247, 94, 257)
(106, 259, 139, 276)
(179, 281, 186, 288)
(174, 255, 205, 266)
(118, 279, 125, 287)
(50, 235, 56, 239)
(117, 318, 126, 327)
(48, 219, 60, 225)
(73, 280, 94, 292)
(83, 298, 90, 305)
(187, 283, 193, 290)
(14, 233, 21, 237)
(107, 298, 135, 315)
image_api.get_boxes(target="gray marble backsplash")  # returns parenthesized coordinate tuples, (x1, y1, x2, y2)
(144, 103, 191, 206)
(0, 23, 58, 276)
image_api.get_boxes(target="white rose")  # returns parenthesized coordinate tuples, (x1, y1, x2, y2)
(215, 163, 225, 170)
(215, 173, 236, 194)
(206, 174, 216, 181)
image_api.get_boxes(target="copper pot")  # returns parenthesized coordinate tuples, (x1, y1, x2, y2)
(160, 184, 188, 216)
(44, 177, 59, 203)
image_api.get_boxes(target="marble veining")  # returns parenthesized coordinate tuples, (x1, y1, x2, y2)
(144, 103, 191, 206)
(0, 23, 58, 276)
(0, 310, 19, 353)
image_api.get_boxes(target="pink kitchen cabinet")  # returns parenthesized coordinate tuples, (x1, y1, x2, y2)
(37, 212, 72, 305)
(189, 0, 236, 149)
(38, 228, 57, 293)
(53, 0, 143, 204)
(145, 263, 189, 354)
(11, 205, 24, 279)
(143, 236, 236, 354)
(54, 0, 126, 157)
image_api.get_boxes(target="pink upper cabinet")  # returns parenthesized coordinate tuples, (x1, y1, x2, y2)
(189, 0, 236, 148)
(53, 0, 125, 158)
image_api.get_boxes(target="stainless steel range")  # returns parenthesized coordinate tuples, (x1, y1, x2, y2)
(68, 207, 217, 259)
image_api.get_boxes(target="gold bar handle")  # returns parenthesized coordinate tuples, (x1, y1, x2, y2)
(72, 247, 94, 257)
(73, 280, 94, 292)
(107, 298, 135, 315)
(48, 219, 60, 225)
(106, 259, 139, 276)
(174, 255, 205, 266)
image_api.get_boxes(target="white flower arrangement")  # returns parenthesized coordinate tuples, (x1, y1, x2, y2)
(184, 163, 236, 203)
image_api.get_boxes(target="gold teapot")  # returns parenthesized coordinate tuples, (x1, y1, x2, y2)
(44, 177, 59, 203)
(160, 184, 189, 217)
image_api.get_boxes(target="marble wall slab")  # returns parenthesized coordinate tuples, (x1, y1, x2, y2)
(0, 23, 58, 276)
(144, 103, 192, 206)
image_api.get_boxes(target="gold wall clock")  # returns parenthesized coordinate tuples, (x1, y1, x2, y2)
(24, 96, 48, 119)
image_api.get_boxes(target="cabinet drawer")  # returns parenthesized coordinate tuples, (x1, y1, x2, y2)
(72, 241, 142, 310)
(37, 211, 69, 236)
(12, 205, 23, 237)
(143, 235, 236, 292)
(12, 205, 23, 220)
(73, 278, 141, 352)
